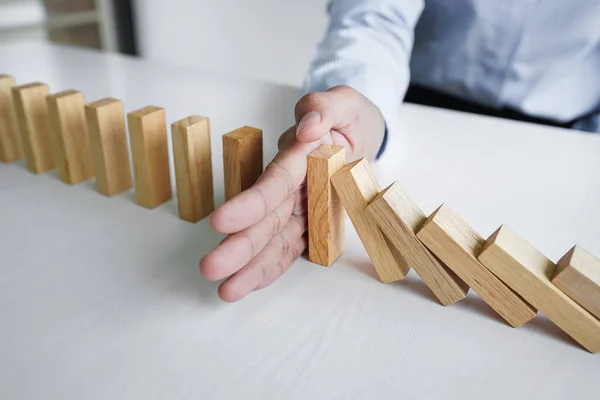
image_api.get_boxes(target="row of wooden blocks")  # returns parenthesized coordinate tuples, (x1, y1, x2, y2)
(307, 145, 600, 353)
(0, 75, 264, 222)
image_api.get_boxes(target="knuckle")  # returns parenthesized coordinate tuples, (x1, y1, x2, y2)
(296, 92, 326, 113)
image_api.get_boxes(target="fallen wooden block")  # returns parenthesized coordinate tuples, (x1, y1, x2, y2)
(307, 144, 346, 266)
(416, 205, 536, 327)
(85, 98, 132, 196)
(367, 183, 469, 306)
(171, 116, 215, 222)
(128, 106, 172, 209)
(331, 159, 409, 283)
(478, 226, 600, 353)
(222, 126, 263, 201)
(552, 245, 600, 321)
(0, 75, 22, 163)
(12, 83, 55, 173)
(46, 90, 94, 184)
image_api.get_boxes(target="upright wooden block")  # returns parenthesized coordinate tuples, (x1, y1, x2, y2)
(12, 83, 55, 173)
(171, 116, 215, 222)
(46, 90, 94, 184)
(128, 106, 172, 209)
(85, 98, 132, 196)
(552, 245, 600, 320)
(0, 75, 22, 162)
(222, 126, 263, 200)
(331, 159, 409, 283)
(416, 205, 536, 327)
(367, 183, 469, 306)
(478, 226, 600, 353)
(307, 145, 346, 266)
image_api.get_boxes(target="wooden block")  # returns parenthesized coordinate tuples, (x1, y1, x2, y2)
(416, 205, 536, 327)
(222, 126, 263, 200)
(478, 226, 600, 353)
(331, 159, 409, 283)
(46, 90, 94, 184)
(12, 83, 55, 173)
(128, 106, 172, 209)
(0, 75, 22, 162)
(552, 245, 600, 320)
(85, 98, 132, 196)
(367, 183, 469, 306)
(307, 145, 346, 266)
(171, 116, 215, 222)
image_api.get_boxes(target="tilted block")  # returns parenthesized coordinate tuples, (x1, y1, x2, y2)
(478, 226, 600, 353)
(222, 126, 263, 201)
(46, 90, 94, 184)
(85, 98, 132, 196)
(307, 144, 346, 266)
(417, 205, 536, 327)
(172, 116, 215, 222)
(128, 106, 172, 209)
(0, 75, 22, 162)
(12, 83, 55, 173)
(331, 158, 409, 283)
(367, 183, 469, 306)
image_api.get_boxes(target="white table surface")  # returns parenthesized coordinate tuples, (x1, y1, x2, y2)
(1, 42, 599, 400)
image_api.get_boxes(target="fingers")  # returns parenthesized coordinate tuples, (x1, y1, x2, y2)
(200, 190, 299, 281)
(218, 211, 308, 303)
(294, 86, 361, 143)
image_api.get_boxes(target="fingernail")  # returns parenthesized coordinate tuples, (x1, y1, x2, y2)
(296, 111, 321, 137)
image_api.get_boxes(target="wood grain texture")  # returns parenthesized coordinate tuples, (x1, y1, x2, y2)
(128, 106, 172, 209)
(12, 83, 55, 173)
(46, 90, 94, 184)
(222, 126, 263, 201)
(331, 159, 409, 283)
(0, 75, 22, 162)
(417, 205, 536, 327)
(367, 183, 469, 306)
(85, 98, 132, 196)
(478, 226, 600, 353)
(171, 116, 215, 223)
(552, 245, 600, 321)
(307, 145, 346, 266)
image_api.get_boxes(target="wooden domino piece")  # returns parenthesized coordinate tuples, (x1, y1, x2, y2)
(416, 205, 536, 327)
(85, 98, 132, 196)
(222, 126, 263, 200)
(478, 226, 600, 353)
(0, 75, 22, 162)
(12, 83, 55, 173)
(367, 183, 469, 306)
(171, 116, 215, 222)
(552, 245, 600, 320)
(128, 106, 172, 209)
(331, 158, 409, 283)
(307, 144, 346, 266)
(46, 90, 94, 184)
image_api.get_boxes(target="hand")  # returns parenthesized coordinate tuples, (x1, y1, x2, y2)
(200, 85, 386, 302)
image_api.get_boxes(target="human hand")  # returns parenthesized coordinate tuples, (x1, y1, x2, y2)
(200, 85, 386, 302)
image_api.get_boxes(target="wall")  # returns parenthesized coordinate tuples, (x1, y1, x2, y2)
(132, 0, 329, 86)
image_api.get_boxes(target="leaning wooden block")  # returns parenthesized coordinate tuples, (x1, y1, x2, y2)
(331, 159, 409, 283)
(46, 90, 94, 184)
(416, 205, 536, 327)
(0, 75, 22, 162)
(171, 116, 215, 222)
(222, 126, 263, 200)
(307, 144, 346, 266)
(367, 183, 469, 306)
(478, 226, 600, 353)
(85, 98, 132, 196)
(12, 83, 55, 173)
(128, 106, 172, 209)
(552, 245, 600, 320)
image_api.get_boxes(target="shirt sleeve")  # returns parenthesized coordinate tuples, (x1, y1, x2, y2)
(302, 0, 424, 145)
